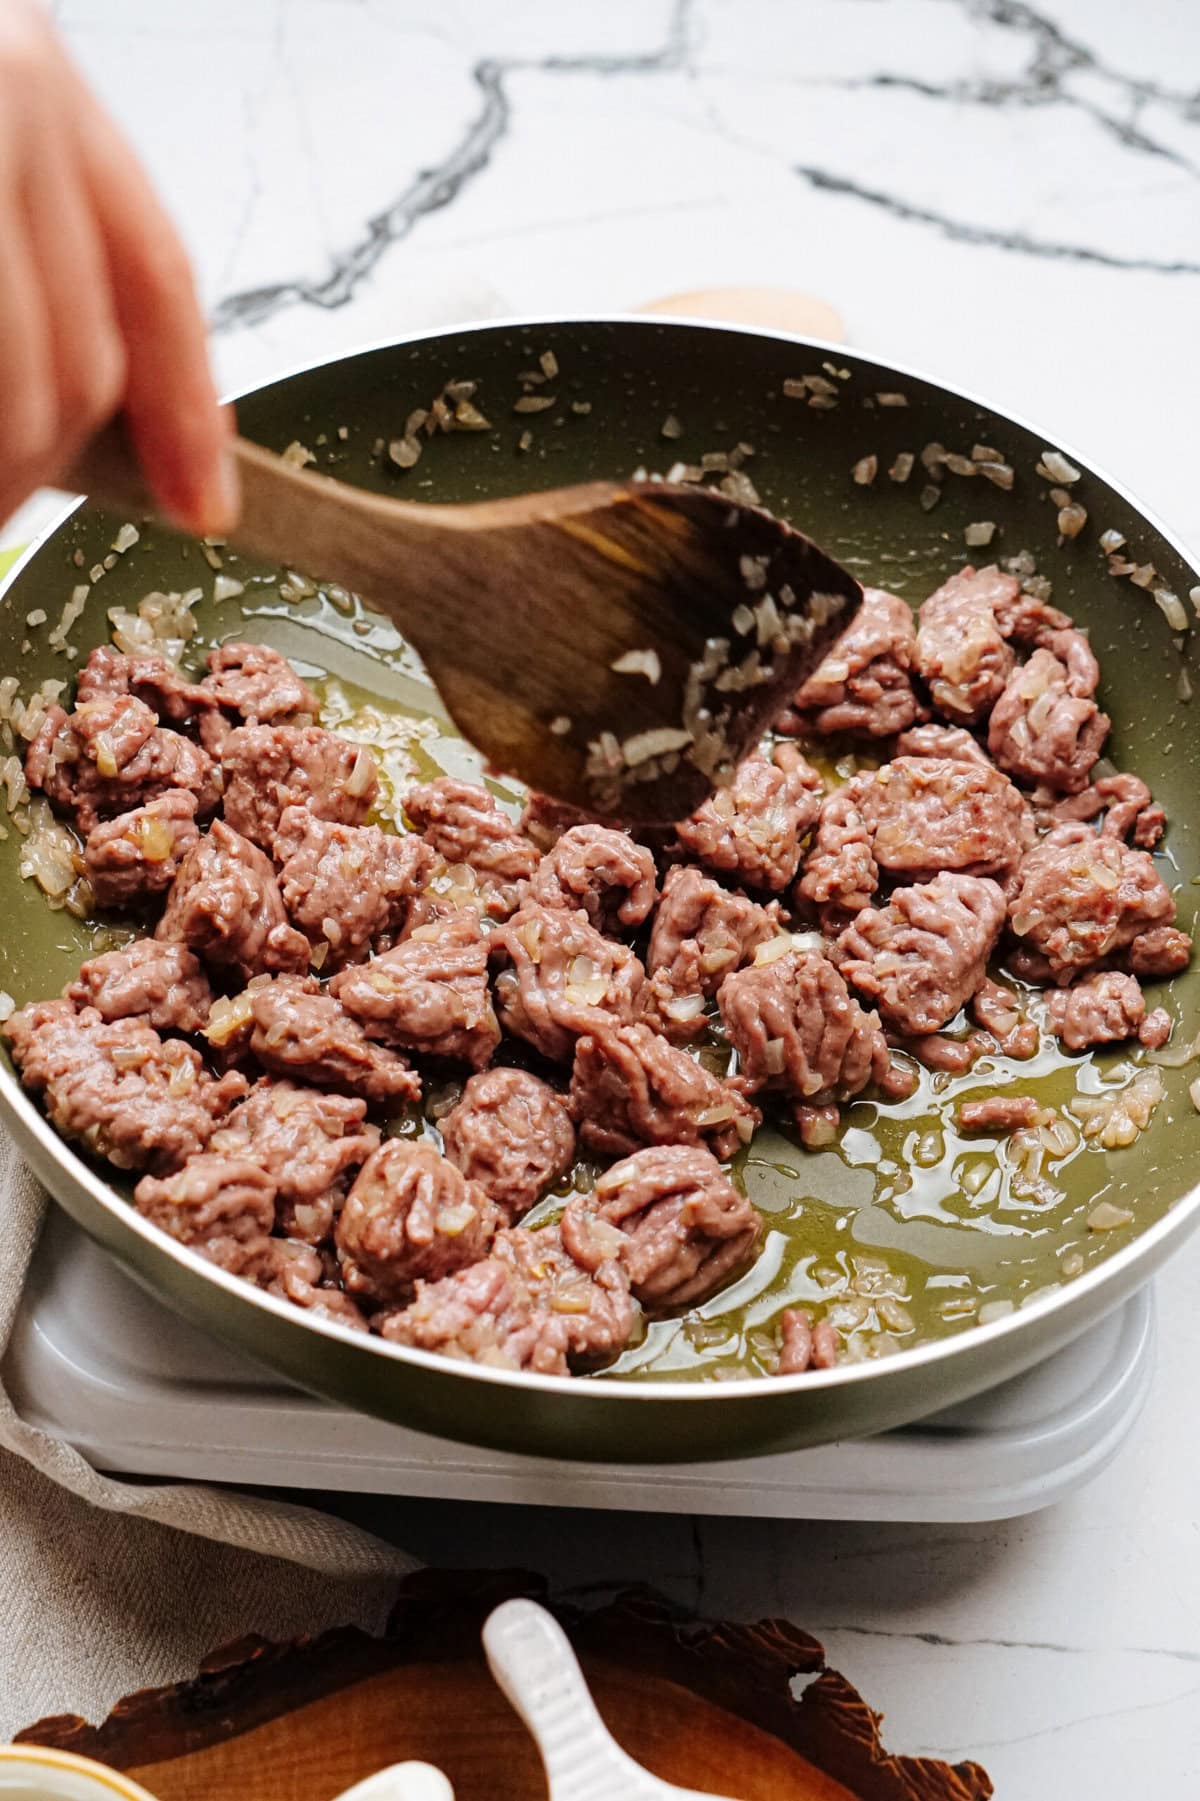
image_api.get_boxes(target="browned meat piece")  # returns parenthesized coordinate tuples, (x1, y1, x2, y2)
(490, 902, 646, 1064)
(6, 999, 243, 1172)
(67, 937, 212, 1033)
(330, 911, 500, 1068)
(1046, 772, 1165, 849)
(643, 865, 781, 1041)
(259, 1240, 370, 1331)
(200, 641, 319, 738)
(381, 1218, 633, 1374)
(335, 1138, 501, 1304)
(784, 586, 920, 738)
(776, 1308, 839, 1374)
(915, 565, 1018, 723)
(380, 1253, 569, 1373)
(581, 1144, 761, 1310)
(832, 873, 1006, 1036)
(792, 1102, 842, 1147)
(210, 1078, 380, 1244)
(1127, 925, 1192, 978)
(1005, 946, 1056, 984)
(440, 1068, 575, 1221)
(1007, 823, 1176, 980)
(568, 1022, 759, 1162)
(495, 1221, 635, 1366)
(991, 589, 1074, 644)
(519, 796, 666, 861)
(970, 977, 1038, 1058)
(134, 1153, 276, 1275)
(156, 820, 310, 981)
(68, 692, 164, 767)
(1047, 970, 1148, 1051)
(220, 724, 378, 848)
(83, 791, 200, 909)
(718, 947, 890, 1102)
(958, 1096, 1041, 1132)
(853, 757, 1028, 881)
(897, 1030, 990, 1074)
(894, 723, 990, 764)
(674, 749, 823, 893)
(519, 792, 592, 851)
(405, 778, 540, 895)
(795, 787, 879, 926)
(274, 807, 434, 969)
(76, 645, 216, 725)
(528, 824, 658, 934)
(987, 633, 1109, 795)
(26, 696, 221, 833)
(245, 974, 422, 1106)
(1140, 1008, 1172, 1050)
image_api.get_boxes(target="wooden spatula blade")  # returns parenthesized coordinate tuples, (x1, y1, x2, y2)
(68, 430, 861, 826)
(415, 481, 861, 823)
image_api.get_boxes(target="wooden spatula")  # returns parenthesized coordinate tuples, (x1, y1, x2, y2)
(68, 430, 860, 824)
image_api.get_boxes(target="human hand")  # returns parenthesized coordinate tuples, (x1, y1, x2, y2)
(0, 0, 236, 535)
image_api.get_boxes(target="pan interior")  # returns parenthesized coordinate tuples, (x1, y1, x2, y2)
(1, 319, 1197, 1385)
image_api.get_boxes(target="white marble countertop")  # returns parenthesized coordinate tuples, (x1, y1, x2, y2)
(16, 0, 1200, 1791)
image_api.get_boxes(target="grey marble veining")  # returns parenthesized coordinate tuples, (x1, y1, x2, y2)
(5, 1, 1200, 1790)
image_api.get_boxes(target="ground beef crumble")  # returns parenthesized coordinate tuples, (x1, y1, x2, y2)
(8, 572, 1188, 1381)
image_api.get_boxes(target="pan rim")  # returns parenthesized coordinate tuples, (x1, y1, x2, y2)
(3, 311, 1197, 1412)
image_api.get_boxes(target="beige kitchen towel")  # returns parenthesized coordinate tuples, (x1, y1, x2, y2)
(0, 1143, 417, 1739)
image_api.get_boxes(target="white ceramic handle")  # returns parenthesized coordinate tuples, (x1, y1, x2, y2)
(484, 1598, 665, 1801)
(335, 1763, 455, 1801)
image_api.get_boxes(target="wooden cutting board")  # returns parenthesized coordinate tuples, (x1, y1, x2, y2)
(19, 1571, 991, 1801)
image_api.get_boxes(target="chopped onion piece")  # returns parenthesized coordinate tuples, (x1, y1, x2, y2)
(622, 726, 691, 767)
(1155, 589, 1189, 632)
(436, 1202, 478, 1238)
(1149, 1027, 1200, 1068)
(663, 994, 707, 1022)
(1037, 450, 1081, 484)
(694, 1102, 737, 1126)
(345, 746, 378, 797)
(1087, 1201, 1134, 1231)
(610, 648, 662, 684)
(205, 992, 254, 1046)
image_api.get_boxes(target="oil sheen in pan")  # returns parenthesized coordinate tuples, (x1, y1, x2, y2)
(0, 545, 1183, 1387)
(259, 592, 1170, 1387)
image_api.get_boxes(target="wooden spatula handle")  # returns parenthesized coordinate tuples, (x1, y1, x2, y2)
(65, 419, 160, 520)
(65, 424, 441, 635)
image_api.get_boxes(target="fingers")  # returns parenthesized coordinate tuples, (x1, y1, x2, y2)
(18, 97, 128, 480)
(74, 84, 238, 538)
(0, 156, 57, 525)
(0, 13, 233, 539)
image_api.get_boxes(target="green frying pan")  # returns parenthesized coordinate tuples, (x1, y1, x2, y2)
(0, 316, 1196, 1463)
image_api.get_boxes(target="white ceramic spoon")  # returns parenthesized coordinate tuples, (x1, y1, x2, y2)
(336, 1764, 455, 1801)
(483, 1599, 742, 1801)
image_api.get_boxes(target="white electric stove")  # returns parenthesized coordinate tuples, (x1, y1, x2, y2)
(3, 1209, 1154, 1524)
